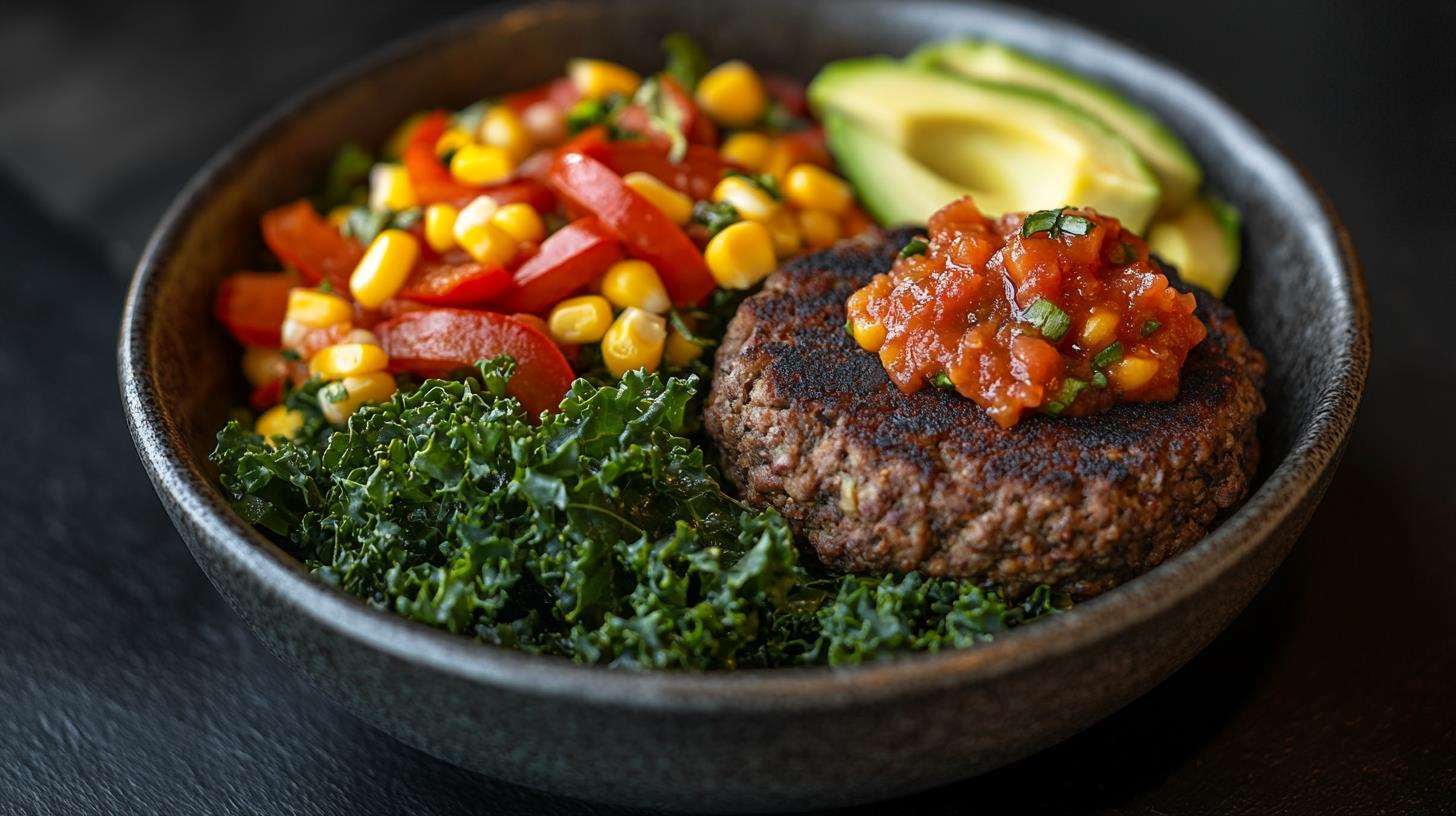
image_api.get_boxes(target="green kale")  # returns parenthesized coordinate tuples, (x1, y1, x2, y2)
(212, 359, 1066, 668)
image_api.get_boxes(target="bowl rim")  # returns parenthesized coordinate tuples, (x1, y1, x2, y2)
(118, 0, 1369, 713)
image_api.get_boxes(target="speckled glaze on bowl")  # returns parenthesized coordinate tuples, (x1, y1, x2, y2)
(118, 1, 1369, 811)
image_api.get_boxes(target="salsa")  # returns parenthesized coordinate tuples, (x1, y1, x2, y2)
(845, 197, 1206, 427)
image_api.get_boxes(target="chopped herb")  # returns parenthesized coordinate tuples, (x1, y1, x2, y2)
(931, 373, 955, 389)
(1108, 240, 1139, 265)
(391, 207, 422, 229)
(1021, 207, 1095, 239)
(633, 78, 688, 162)
(1043, 377, 1089, 415)
(691, 200, 740, 236)
(1093, 341, 1124, 370)
(452, 100, 492, 135)
(566, 97, 614, 133)
(318, 381, 347, 403)
(316, 280, 333, 294)
(1141, 319, 1163, 337)
(1058, 214, 1094, 236)
(315, 143, 373, 211)
(661, 32, 709, 91)
(726, 170, 782, 200)
(669, 310, 717, 349)
(844, 319, 854, 338)
(898, 236, 929, 258)
(279, 349, 301, 362)
(1023, 297, 1071, 342)
(341, 206, 390, 244)
(1090, 371, 1108, 389)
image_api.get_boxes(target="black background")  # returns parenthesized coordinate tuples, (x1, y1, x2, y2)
(2, 1, 1453, 813)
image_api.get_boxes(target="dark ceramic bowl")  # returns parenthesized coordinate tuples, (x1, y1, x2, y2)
(119, 0, 1369, 811)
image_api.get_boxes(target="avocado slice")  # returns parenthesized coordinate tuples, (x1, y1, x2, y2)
(809, 58, 1161, 232)
(910, 40, 1202, 216)
(1147, 196, 1241, 296)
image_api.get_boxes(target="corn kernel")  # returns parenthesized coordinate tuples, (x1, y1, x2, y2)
(665, 327, 705, 367)
(326, 205, 353, 230)
(490, 202, 545, 243)
(797, 208, 840, 250)
(622, 172, 693, 225)
(434, 127, 475, 157)
(319, 371, 397, 425)
(368, 163, 417, 212)
(784, 164, 853, 215)
(695, 61, 767, 128)
(764, 207, 802, 258)
(349, 229, 420, 308)
(1111, 355, 1160, 391)
(286, 288, 353, 328)
(423, 203, 459, 253)
(568, 59, 642, 100)
(600, 259, 670, 313)
(255, 405, 305, 443)
(704, 221, 777, 290)
(850, 317, 887, 352)
(241, 346, 288, 387)
(478, 106, 534, 161)
(1080, 309, 1120, 349)
(458, 221, 518, 267)
(601, 307, 667, 377)
(449, 144, 514, 186)
(547, 295, 614, 344)
(720, 132, 774, 172)
(453, 195, 499, 242)
(309, 342, 389, 380)
(712, 176, 778, 222)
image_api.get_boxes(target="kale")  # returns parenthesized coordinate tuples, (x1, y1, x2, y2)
(213, 359, 1066, 668)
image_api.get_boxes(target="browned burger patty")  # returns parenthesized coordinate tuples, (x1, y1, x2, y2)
(704, 229, 1267, 599)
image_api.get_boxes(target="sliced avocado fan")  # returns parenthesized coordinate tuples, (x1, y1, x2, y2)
(1147, 196, 1241, 296)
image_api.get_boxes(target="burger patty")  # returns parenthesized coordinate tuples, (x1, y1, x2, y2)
(704, 229, 1267, 599)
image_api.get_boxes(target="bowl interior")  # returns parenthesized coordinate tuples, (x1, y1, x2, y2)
(123, 0, 1366, 689)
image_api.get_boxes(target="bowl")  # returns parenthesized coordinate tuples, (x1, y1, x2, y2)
(118, 0, 1369, 811)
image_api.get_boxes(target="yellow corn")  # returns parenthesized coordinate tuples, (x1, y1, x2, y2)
(622, 172, 693, 225)
(349, 229, 420, 308)
(664, 327, 704, 367)
(368, 163, 417, 212)
(797, 208, 840, 250)
(309, 342, 389, 380)
(254, 405, 305, 444)
(695, 61, 767, 128)
(434, 127, 475, 157)
(712, 175, 777, 222)
(601, 307, 667, 377)
(490, 202, 546, 243)
(342, 328, 380, 346)
(458, 221, 518, 266)
(453, 195, 499, 239)
(319, 371, 397, 426)
(1111, 355, 1160, 391)
(478, 105, 534, 161)
(764, 207, 803, 258)
(286, 288, 353, 328)
(326, 205, 353, 230)
(423, 203, 459, 253)
(720, 132, 774, 172)
(449, 144, 514, 186)
(600, 259, 670, 313)
(849, 317, 887, 352)
(241, 346, 288, 387)
(784, 164, 853, 215)
(1080, 309, 1120, 349)
(547, 295, 614, 344)
(704, 221, 777, 289)
(568, 59, 642, 100)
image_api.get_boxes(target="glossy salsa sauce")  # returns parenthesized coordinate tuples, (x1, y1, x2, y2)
(845, 197, 1206, 427)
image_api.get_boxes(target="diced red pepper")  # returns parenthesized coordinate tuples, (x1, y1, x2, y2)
(549, 152, 715, 305)
(496, 217, 623, 314)
(598, 141, 726, 201)
(375, 308, 575, 418)
(214, 271, 298, 347)
(249, 378, 283, 411)
(399, 259, 513, 306)
(259, 202, 361, 292)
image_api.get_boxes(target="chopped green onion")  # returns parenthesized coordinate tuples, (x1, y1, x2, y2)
(451, 100, 492, 136)
(1141, 319, 1162, 337)
(280, 349, 301, 362)
(1021, 207, 1095, 239)
(898, 237, 929, 258)
(1090, 371, 1108, 389)
(319, 382, 348, 404)
(1043, 377, 1089, 415)
(691, 200, 740, 237)
(1024, 298, 1071, 342)
(634, 78, 688, 163)
(1093, 341, 1124, 370)
(669, 310, 717, 349)
(931, 373, 954, 389)
(391, 207, 422, 229)
(1057, 214, 1094, 236)
(844, 319, 854, 338)
(566, 98, 613, 133)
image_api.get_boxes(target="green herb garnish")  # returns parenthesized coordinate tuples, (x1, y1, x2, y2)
(451, 100, 492, 136)
(318, 381, 347, 404)
(691, 200, 740, 237)
(566, 97, 615, 133)
(1090, 371, 1108, 389)
(726, 170, 782, 200)
(1043, 377, 1089, 415)
(1141, 319, 1162, 337)
(931, 373, 955, 389)
(844, 319, 854, 339)
(1093, 341, 1124, 370)
(1023, 297, 1071, 342)
(661, 32, 709, 91)
(668, 310, 717, 349)
(1021, 207, 1095, 239)
(898, 236, 929, 258)
(633, 78, 688, 163)
(315, 143, 373, 211)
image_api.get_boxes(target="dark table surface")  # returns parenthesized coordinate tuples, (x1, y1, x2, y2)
(2, 1, 1453, 813)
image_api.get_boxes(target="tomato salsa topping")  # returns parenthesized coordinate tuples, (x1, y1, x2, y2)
(845, 197, 1206, 427)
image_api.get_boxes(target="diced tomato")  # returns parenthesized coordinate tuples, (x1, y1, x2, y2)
(399, 259, 513, 306)
(214, 271, 298, 347)
(249, 378, 283, 411)
(763, 74, 809, 118)
(259, 202, 362, 292)
(550, 152, 715, 306)
(496, 217, 622, 314)
(598, 141, 726, 201)
(375, 308, 575, 418)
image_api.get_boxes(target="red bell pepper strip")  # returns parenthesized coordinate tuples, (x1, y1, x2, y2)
(598, 141, 725, 201)
(214, 271, 298, 347)
(398, 259, 513, 306)
(502, 77, 579, 115)
(404, 110, 556, 210)
(259, 202, 362, 292)
(549, 152, 715, 306)
(375, 308, 575, 418)
(496, 217, 622, 314)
